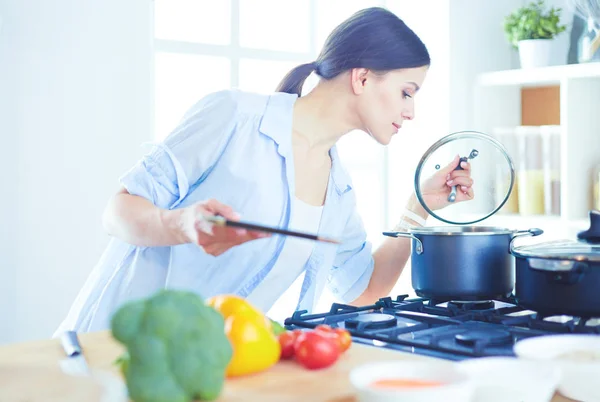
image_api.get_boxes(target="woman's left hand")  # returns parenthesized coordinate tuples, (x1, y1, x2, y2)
(419, 155, 474, 211)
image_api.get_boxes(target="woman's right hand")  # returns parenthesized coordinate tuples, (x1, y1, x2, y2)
(179, 199, 269, 256)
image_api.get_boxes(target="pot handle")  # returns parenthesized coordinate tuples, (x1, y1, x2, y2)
(382, 231, 424, 254)
(509, 228, 544, 253)
(577, 210, 600, 244)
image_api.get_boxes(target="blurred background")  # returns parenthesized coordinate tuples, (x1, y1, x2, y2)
(1, 0, 598, 344)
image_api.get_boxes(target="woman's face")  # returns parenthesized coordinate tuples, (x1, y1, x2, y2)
(352, 66, 428, 145)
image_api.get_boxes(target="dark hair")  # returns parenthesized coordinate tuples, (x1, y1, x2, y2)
(275, 7, 430, 97)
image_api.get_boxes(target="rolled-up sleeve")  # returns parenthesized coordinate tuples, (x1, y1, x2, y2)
(328, 192, 375, 303)
(119, 90, 239, 210)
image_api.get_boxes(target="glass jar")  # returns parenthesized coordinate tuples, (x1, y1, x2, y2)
(492, 127, 520, 214)
(540, 125, 561, 216)
(516, 126, 545, 215)
(594, 164, 600, 211)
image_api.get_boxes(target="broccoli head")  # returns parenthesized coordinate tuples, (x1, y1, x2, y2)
(111, 289, 233, 402)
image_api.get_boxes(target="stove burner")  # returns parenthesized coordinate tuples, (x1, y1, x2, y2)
(283, 294, 600, 361)
(448, 300, 495, 311)
(345, 313, 397, 330)
(455, 330, 513, 347)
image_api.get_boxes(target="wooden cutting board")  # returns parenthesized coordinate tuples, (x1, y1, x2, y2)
(0, 364, 107, 402)
(0, 331, 574, 402)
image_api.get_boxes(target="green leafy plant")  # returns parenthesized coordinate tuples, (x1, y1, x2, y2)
(504, 0, 567, 48)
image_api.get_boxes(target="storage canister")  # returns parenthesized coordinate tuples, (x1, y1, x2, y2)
(516, 126, 545, 215)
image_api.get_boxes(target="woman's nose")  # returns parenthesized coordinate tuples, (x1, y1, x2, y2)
(401, 103, 415, 120)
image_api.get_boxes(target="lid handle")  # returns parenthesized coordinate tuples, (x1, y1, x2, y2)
(577, 210, 600, 244)
(448, 149, 479, 203)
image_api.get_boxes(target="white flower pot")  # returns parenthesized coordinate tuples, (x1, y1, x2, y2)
(518, 39, 554, 68)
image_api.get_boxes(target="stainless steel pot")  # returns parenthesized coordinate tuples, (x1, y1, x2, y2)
(511, 210, 600, 317)
(383, 130, 542, 301)
(384, 226, 543, 301)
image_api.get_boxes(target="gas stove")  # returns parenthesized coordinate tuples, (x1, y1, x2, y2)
(283, 295, 600, 361)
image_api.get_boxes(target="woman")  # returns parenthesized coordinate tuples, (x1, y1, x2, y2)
(55, 7, 474, 334)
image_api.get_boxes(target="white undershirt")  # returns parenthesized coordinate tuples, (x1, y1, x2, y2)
(246, 197, 323, 322)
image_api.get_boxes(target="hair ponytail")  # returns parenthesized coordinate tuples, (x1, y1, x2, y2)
(275, 62, 317, 97)
(276, 8, 429, 97)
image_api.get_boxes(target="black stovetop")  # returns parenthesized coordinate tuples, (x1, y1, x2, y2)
(283, 295, 600, 361)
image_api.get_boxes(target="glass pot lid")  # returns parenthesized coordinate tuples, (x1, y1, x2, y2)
(511, 210, 600, 263)
(414, 130, 515, 225)
(511, 240, 600, 262)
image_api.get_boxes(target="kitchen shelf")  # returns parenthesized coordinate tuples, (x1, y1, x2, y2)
(477, 62, 600, 87)
(471, 64, 600, 223)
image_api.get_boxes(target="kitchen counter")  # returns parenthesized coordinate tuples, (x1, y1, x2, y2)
(0, 331, 575, 401)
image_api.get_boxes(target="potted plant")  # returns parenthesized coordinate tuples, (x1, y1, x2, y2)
(504, 0, 567, 68)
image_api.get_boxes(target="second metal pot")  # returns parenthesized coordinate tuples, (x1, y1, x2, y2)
(511, 210, 600, 317)
(383, 226, 543, 301)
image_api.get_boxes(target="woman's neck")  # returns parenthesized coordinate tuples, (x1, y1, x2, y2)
(291, 80, 359, 157)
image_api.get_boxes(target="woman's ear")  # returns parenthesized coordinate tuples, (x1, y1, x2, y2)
(350, 68, 369, 95)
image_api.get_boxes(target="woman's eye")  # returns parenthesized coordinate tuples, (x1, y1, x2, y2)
(403, 91, 412, 99)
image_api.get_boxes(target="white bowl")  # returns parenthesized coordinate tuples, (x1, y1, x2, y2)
(457, 356, 560, 402)
(349, 360, 474, 402)
(514, 334, 600, 402)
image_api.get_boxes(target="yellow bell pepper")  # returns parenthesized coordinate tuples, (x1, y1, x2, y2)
(206, 295, 281, 377)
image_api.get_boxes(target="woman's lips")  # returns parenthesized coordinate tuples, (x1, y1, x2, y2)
(392, 122, 401, 130)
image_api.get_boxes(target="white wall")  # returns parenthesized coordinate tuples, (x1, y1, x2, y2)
(448, 0, 522, 132)
(0, 0, 153, 344)
(449, 0, 573, 132)
(0, 6, 18, 341)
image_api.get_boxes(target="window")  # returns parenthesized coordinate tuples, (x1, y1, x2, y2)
(154, 0, 231, 45)
(152, 1, 450, 304)
(238, 59, 298, 94)
(239, 0, 312, 52)
(152, 0, 389, 141)
(154, 52, 230, 138)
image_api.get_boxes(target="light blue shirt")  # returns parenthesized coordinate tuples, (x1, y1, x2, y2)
(55, 89, 375, 334)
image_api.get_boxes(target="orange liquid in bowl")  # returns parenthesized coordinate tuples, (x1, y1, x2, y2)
(370, 378, 445, 389)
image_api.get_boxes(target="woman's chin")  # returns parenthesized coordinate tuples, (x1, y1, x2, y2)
(363, 128, 393, 145)
(376, 132, 394, 145)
